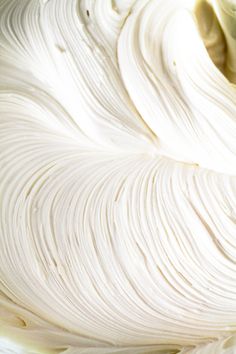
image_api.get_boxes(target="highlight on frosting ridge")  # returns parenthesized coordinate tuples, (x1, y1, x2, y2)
(0, 0, 236, 353)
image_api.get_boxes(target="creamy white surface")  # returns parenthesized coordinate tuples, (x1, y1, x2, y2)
(0, 0, 236, 353)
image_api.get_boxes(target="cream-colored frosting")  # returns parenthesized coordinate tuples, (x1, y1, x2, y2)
(0, 0, 236, 353)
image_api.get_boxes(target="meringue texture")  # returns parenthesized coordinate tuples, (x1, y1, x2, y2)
(0, 0, 236, 353)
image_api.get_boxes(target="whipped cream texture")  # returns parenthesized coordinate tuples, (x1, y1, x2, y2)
(0, 0, 236, 353)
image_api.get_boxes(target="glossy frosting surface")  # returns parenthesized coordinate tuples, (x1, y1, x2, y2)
(0, 0, 236, 353)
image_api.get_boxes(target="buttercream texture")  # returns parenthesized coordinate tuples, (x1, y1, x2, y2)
(0, 0, 236, 353)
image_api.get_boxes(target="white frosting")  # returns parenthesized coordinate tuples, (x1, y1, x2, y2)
(0, 0, 236, 353)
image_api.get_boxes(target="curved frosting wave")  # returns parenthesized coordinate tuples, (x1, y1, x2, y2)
(0, 0, 236, 353)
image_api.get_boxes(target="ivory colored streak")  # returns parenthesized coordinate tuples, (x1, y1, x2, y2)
(0, 0, 236, 353)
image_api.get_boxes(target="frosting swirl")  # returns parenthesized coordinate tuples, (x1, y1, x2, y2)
(0, 0, 236, 353)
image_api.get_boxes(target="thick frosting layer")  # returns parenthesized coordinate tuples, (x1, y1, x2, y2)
(0, 0, 236, 353)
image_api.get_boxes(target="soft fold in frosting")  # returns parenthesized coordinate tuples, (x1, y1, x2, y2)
(0, 0, 236, 353)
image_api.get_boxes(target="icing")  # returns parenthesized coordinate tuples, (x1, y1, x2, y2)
(0, 0, 236, 353)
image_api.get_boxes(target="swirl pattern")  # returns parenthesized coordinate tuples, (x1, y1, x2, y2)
(0, 0, 236, 353)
